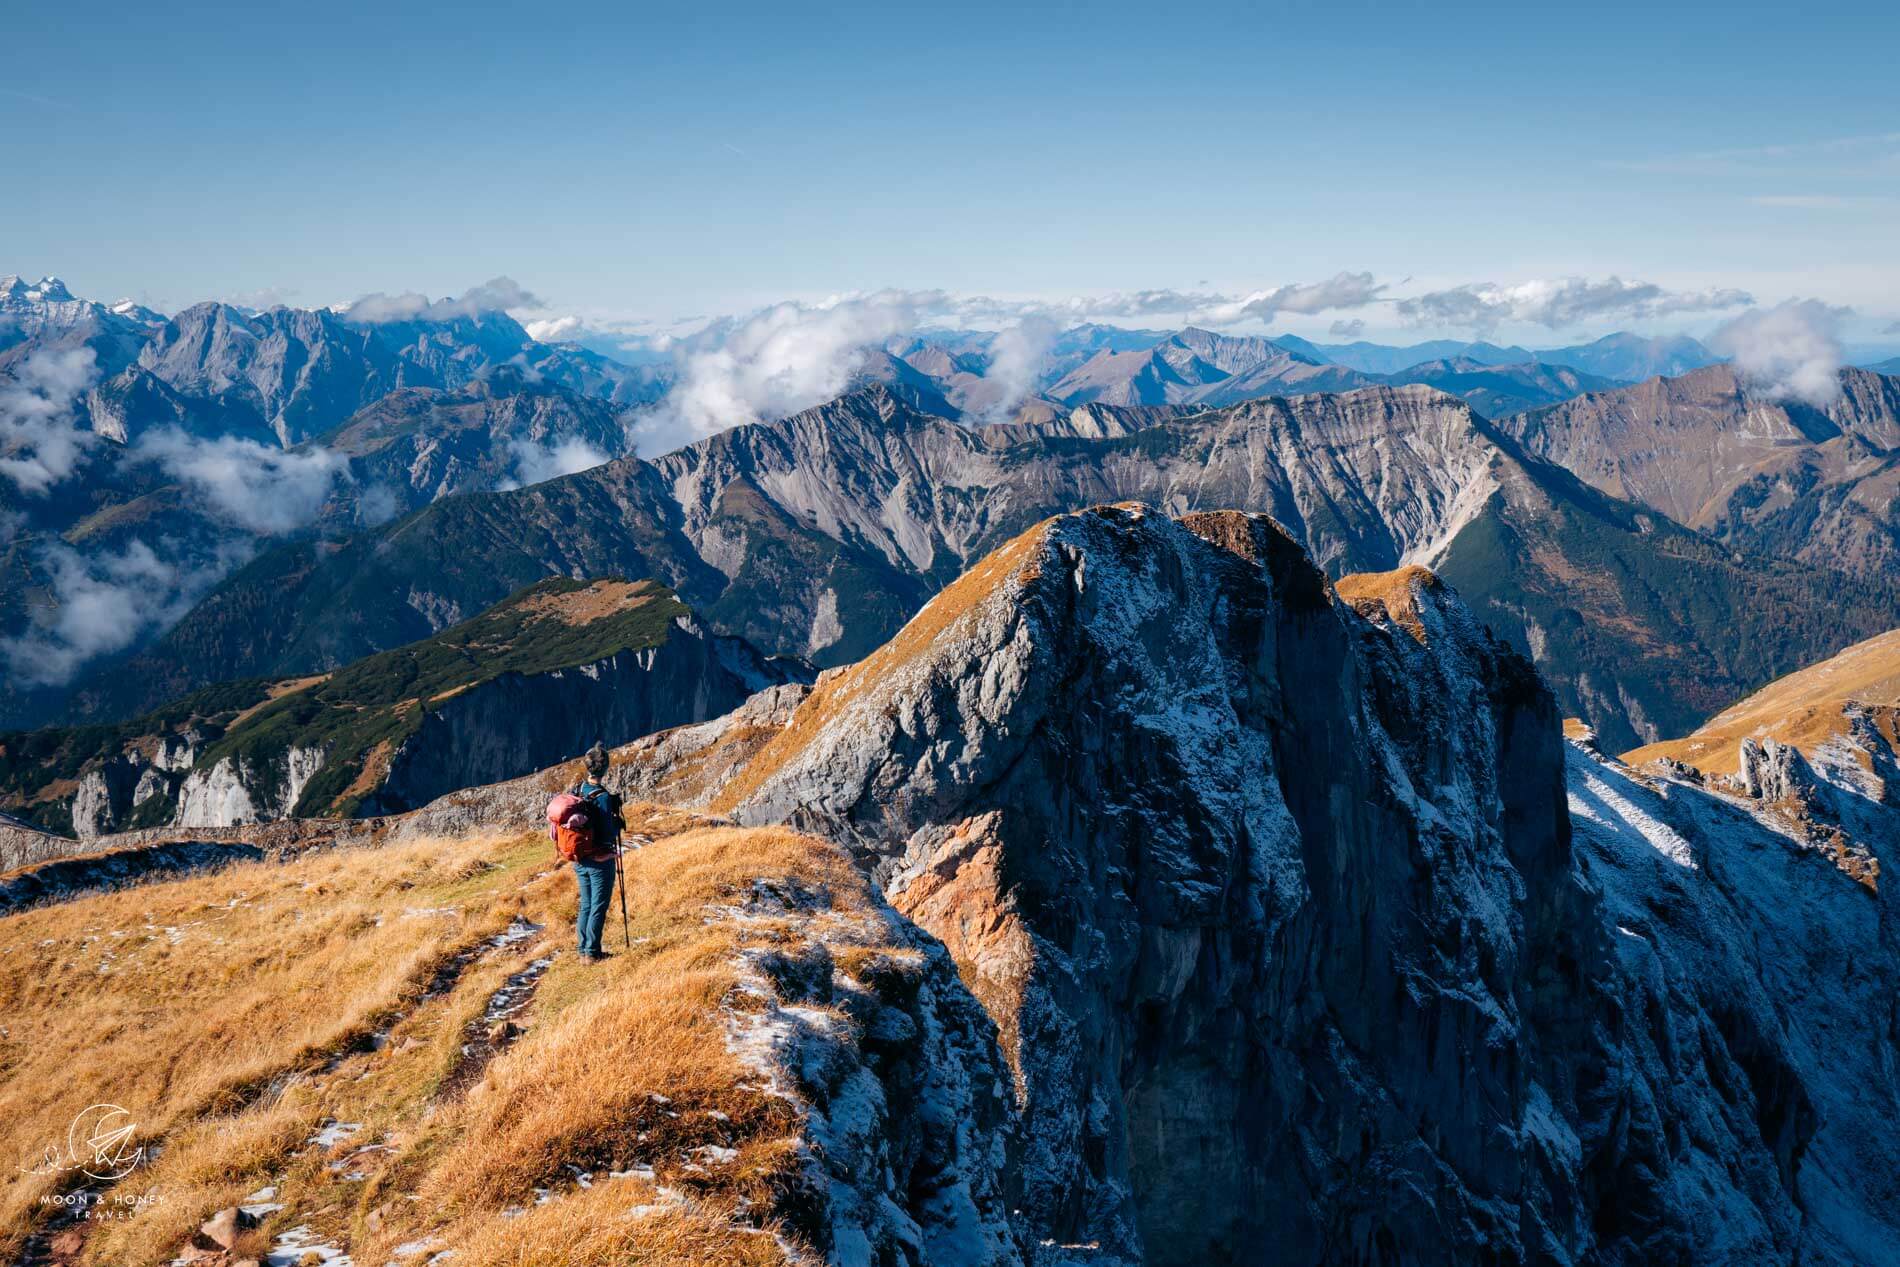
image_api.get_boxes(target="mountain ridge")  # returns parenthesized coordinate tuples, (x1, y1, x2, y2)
(1503, 362, 1900, 580)
(52, 384, 1900, 752)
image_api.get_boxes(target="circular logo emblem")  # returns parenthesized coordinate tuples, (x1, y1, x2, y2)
(67, 1104, 143, 1181)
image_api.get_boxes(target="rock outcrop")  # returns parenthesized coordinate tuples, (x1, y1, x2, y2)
(657, 504, 1900, 1265)
(0, 839, 264, 913)
(1731, 736, 1821, 804)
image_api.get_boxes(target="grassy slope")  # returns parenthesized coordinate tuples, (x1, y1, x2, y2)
(200, 578, 688, 817)
(1622, 627, 1900, 776)
(3, 578, 689, 831)
(0, 810, 899, 1267)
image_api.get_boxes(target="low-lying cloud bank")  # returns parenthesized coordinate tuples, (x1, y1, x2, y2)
(342, 276, 542, 325)
(619, 272, 1773, 452)
(0, 539, 242, 687)
(500, 435, 611, 489)
(1710, 299, 1849, 406)
(0, 347, 99, 493)
(1396, 277, 1753, 331)
(134, 429, 349, 534)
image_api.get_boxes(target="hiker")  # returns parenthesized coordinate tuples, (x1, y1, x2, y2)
(545, 742, 626, 962)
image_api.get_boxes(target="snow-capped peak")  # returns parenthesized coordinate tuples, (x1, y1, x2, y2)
(30, 276, 73, 301)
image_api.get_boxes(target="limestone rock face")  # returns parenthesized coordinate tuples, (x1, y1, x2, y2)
(173, 745, 324, 828)
(1732, 736, 1821, 805)
(718, 506, 1586, 1262)
(704, 504, 1899, 1265)
(718, 869, 1023, 1265)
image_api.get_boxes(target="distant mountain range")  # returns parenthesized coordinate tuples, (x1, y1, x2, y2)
(1277, 329, 1724, 381)
(50, 384, 1899, 753)
(889, 324, 1714, 417)
(5, 273, 1895, 753)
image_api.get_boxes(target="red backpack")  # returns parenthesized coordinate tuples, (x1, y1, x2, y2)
(545, 793, 595, 862)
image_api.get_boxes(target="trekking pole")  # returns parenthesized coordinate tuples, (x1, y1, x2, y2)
(614, 838, 632, 949)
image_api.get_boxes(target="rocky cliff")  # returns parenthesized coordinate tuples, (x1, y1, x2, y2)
(629, 504, 1898, 1264)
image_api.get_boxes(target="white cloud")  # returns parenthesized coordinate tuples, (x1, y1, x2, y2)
(931, 275, 1386, 328)
(634, 292, 932, 452)
(0, 539, 238, 687)
(352, 481, 405, 528)
(1197, 272, 1388, 324)
(1709, 299, 1848, 406)
(0, 346, 99, 493)
(134, 429, 348, 533)
(1396, 276, 1753, 331)
(500, 435, 611, 489)
(343, 276, 542, 325)
(1608, 131, 1900, 176)
(1329, 318, 1367, 338)
(974, 316, 1059, 423)
(523, 315, 584, 343)
(626, 277, 1398, 449)
(224, 285, 300, 312)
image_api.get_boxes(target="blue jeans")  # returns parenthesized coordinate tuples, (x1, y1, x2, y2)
(575, 857, 616, 956)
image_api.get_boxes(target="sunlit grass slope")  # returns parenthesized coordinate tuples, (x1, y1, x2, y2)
(0, 807, 901, 1266)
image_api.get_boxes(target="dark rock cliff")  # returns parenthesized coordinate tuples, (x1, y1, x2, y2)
(703, 505, 1898, 1265)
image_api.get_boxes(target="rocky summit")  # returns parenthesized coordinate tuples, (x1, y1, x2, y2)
(622, 504, 1897, 1264)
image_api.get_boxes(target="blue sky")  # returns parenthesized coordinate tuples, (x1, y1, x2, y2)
(6, 0, 1898, 344)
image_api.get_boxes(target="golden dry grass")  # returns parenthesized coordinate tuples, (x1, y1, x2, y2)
(367, 819, 877, 1267)
(2, 805, 892, 1266)
(1334, 565, 1441, 644)
(1623, 626, 1900, 775)
(0, 832, 540, 1259)
(518, 577, 658, 626)
(223, 674, 332, 730)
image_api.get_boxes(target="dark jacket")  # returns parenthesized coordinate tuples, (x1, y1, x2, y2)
(571, 778, 624, 860)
